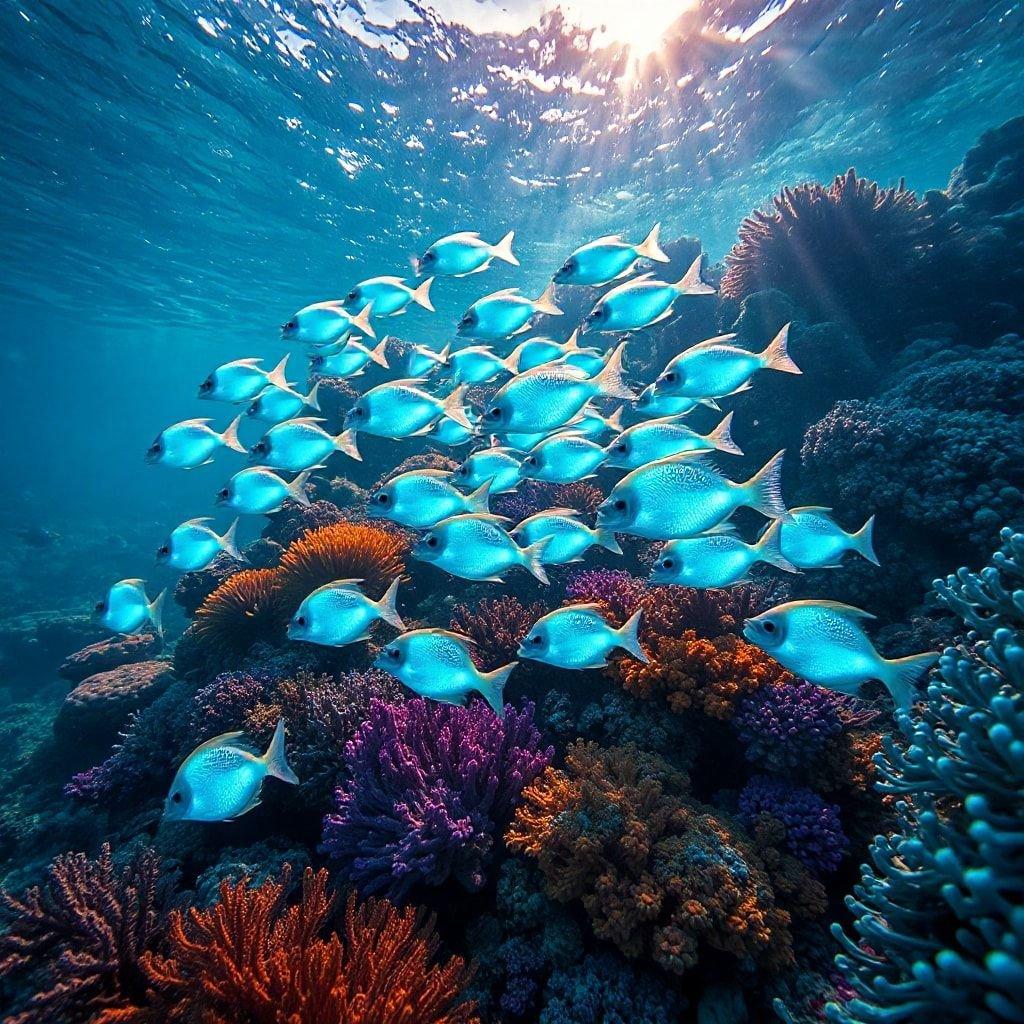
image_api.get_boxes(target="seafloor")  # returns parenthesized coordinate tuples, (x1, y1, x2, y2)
(0, 116, 1022, 1024)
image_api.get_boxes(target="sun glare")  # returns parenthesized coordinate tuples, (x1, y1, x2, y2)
(552, 0, 695, 56)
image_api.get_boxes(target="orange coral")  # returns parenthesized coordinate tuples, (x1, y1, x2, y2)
(127, 866, 476, 1024)
(192, 568, 286, 658)
(277, 522, 408, 612)
(611, 630, 793, 720)
(508, 742, 793, 976)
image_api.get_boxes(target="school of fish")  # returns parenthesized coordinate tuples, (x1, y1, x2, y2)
(96, 223, 939, 822)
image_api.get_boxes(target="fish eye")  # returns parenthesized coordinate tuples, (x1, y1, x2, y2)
(281, 319, 297, 332)
(422, 251, 435, 263)
(345, 289, 358, 303)
(387, 647, 401, 660)
(459, 314, 474, 328)
(762, 620, 777, 634)
(457, 464, 469, 475)
(252, 441, 267, 455)
(94, 600, 106, 613)
(157, 544, 170, 556)
(171, 791, 183, 803)
(614, 499, 627, 511)
(295, 615, 307, 627)
(351, 406, 365, 418)
(525, 455, 537, 466)
(376, 492, 389, 504)
(218, 487, 230, 499)
(199, 378, 213, 392)
(614, 442, 627, 453)
(426, 536, 439, 548)
(311, 355, 324, 369)
(530, 634, 543, 645)
(664, 371, 678, 384)
(661, 558, 673, 570)
(486, 407, 502, 421)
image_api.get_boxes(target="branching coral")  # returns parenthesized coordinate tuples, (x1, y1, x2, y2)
(828, 527, 1024, 1023)
(449, 595, 547, 670)
(189, 568, 287, 668)
(721, 169, 932, 339)
(0, 844, 173, 1024)
(132, 866, 478, 1024)
(277, 521, 408, 612)
(322, 699, 552, 901)
(508, 741, 794, 976)
(611, 630, 790, 719)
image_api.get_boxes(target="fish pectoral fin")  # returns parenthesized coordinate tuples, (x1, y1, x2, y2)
(233, 794, 263, 819)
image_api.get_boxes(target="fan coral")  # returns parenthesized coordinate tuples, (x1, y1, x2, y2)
(322, 698, 552, 901)
(828, 527, 1024, 1023)
(0, 844, 173, 1024)
(508, 741, 794, 976)
(449, 595, 547, 670)
(550, 481, 604, 517)
(277, 521, 408, 612)
(611, 630, 790, 719)
(721, 169, 931, 340)
(738, 776, 848, 877)
(133, 866, 478, 1024)
(190, 568, 287, 667)
(733, 679, 846, 772)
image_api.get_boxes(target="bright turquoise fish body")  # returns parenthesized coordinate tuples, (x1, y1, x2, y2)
(553, 224, 669, 285)
(518, 604, 647, 669)
(368, 469, 491, 529)
(95, 578, 165, 637)
(287, 579, 404, 647)
(522, 433, 607, 483)
(146, 416, 245, 469)
(511, 510, 621, 564)
(250, 418, 358, 471)
(157, 518, 241, 572)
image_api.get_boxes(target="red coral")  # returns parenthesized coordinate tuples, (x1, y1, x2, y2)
(130, 867, 477, 1024)
(191, 567, 287, 662)
(0, 844, 171, 1024)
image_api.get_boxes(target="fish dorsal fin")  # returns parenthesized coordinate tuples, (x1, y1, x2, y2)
(323, 578, 365, 590)
(483, 287, 522, 300)
(190, 730, 248, 755)
(562, 602, 605, 614)
(445, 230, 482, 242)
(624, 271, 656, 286)
(179, 516, 215, 528)
(283, 416, 327, 427)
(786, 599, 877, 621)
(363, 275, 405, 286)
(228, 358, 264, 368)
(788, 505, 834, 514)
(402, 468, 453, 480)
(700, 522, 740, 536)
(684, 333, 740, 352)
(463, 512, 513, 526)
(172, 418, 214, 429)
(421, 626, 477, 645)
(587, 234, 624, 246)
(119, 578, 147, 589)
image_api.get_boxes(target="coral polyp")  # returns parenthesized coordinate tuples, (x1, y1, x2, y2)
(191, 567, 287, 660)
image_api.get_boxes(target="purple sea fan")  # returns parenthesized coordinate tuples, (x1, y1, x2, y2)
(322, 698, 553, 902)
(739, 775, 849, 877)
(733, 679, 845, 772)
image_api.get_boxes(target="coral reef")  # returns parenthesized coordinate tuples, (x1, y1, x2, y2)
(828, 527, 1024, 1023)
(132, 866, 478, 1024)
(261, 498, 349, 547)
(508, 741, 795, 976)
(58, 634, 162, 683)
(276, 521, 408, 612)
(449, 595, 547, 670)
(0, 843, 173, 1024)
(322, 698, 552, 900)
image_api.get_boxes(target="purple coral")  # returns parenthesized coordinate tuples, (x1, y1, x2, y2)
(564, 568, 648, 623)
(733, 680, 845, 773)
(738, 776, 848, 877)
(321, 698, 553, 902)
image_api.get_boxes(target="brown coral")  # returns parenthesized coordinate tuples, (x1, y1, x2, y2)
(720, 169, 931, 337)
(549, 481, 604, 516)
(508, 742, 793, 976)
(131, 866, 477, 1024)
(277, 522, 408, 613)
(0, 844, 171, 1024)
(192, 567, 287, 660)
(611, 630, 792, 719)
(450, 595, 547, 671)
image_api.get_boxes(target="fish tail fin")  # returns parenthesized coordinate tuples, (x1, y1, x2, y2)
(267, 355, 291, 390)
(853, 514, 880, 566)
(675, 254, 715, 295)
(288, 468, 315, 507)
(706, 411, 743, 456)
(263, 718, 299, 785)
(333, 428, 362, 461)
(507, 339, 528, 372)
(367, 335, 390, 368)
(755, 519, 798, 573)
(880, 652, 939, 712)
(616, 609, 649, 663)
(435, 342, 452, 365)
(220, 414, 247, 454)
(742, 450, 789, 520)
(220, 518, 244, 561)
(498, 353, 519, 376)
(304, 380, 321, 412)
(533, 282, 563, 316)
(478, 662, 516, 719)
(521, 536, 551, 584)
(442, 385, 473, 429)
(699, 397, 721, 411)
(596, 527, 622, 554)
(592, 342, 636, 400)
(147, 589, 166, 639)
(412, 277, 435, 312)
(564, 328, 580, 351)
(352, 302, 376, 339)
(468, 478, 492, 513)
(604, 404, 625, 433)
(375, 577, 406, 630)
(493, 230, 519, 266)
(758, 323, 801, 374)
(636, 222, 670, 263)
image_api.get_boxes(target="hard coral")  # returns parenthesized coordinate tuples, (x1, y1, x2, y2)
(133, 866, 478, 1024)
(450, 595, 547, 671)
(828, 527, 1024, 1023)
(322, 698, 552, 901)
(0, 843, 173, 1024)
(508, 741, 794, 976)
(721, 169, 931, 340)
(277, 521, 408, 613)
(611, 630, 788, 719)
